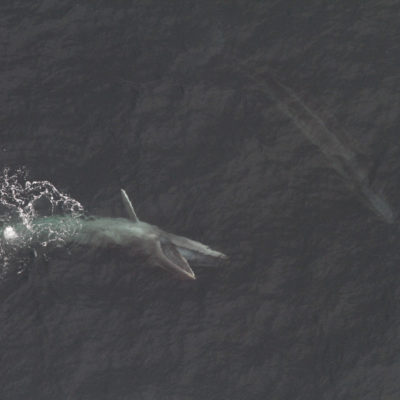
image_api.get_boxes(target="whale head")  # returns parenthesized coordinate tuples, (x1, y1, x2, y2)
(121, 189, 226, 280)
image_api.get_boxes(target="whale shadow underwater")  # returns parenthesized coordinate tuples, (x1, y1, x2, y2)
(256, 70, 396, 223)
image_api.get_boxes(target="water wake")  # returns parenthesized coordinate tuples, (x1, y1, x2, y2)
(0, 168, 84, 277)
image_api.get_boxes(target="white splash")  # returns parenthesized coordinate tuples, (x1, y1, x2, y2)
(3, 226, 18, 241)
(0, 168, 84, 278)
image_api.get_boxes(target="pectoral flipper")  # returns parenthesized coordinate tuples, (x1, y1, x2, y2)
(120, 189, 139, 222)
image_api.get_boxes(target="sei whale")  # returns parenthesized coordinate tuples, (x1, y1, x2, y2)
(2, 189, 227, 280)
(250, 69, 395, 223)
(76, 189, 227, 279)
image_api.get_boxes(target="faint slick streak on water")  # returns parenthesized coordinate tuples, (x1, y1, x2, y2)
(253, 70, 395, 223)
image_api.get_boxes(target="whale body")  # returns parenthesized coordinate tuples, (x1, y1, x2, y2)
(2, 189, 227, 280)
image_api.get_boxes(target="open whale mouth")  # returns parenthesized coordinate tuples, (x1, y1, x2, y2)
(155, 234, 227, 280)
(120, 188, 226, 280)
(157, 240, 196, 280)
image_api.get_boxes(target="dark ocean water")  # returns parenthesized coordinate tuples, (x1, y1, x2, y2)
(1, 1, 400, 399)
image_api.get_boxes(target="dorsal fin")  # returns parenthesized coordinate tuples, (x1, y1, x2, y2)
(120, 189, 139, 222)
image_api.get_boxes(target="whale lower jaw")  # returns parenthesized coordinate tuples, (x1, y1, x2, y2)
(157, 240, 196, 280)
